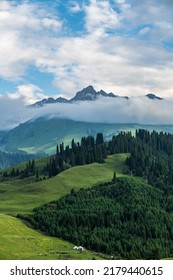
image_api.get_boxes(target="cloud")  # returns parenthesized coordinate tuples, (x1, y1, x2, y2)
(0, 82, 48, 129)
(0, 95, 32, 130)
(49, 34, 173, 98)
(68, 1, 82, 13)
(84, 0, 120, 36)
(0, 0, 62, 80)
(8, 84, 47, 105)
(0, 0, 173, 100)
(159, 0, 173, 6)
(138, 26, 151, 36)
(31, 97, 173, 125)
(1, 94, 173, 131)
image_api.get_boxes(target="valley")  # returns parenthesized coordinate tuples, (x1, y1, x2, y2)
(1, 117, 173, 155)
(1, 0, 173, 265)
(1, 128, 173, 259)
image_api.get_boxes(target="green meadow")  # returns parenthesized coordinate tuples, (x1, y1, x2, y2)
(0, 154, 128, 215)
(0, 154, 128, 259)
(0, 214, 102, 260)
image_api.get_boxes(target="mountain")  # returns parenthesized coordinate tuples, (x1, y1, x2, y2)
(70, 85, 99, 101)
(31, 85, 162, 108)
(31, 85, 124, 107)
(69, 85, 119, 101)
(0, 85, 164, 155)
(0, 118, 133, 154)
(146, 93, 163, 100)
(0, 150, 38, 170)
(0, 131, 7, 142)
(1, 117, 173, 155)
(32, 97, 68, 108)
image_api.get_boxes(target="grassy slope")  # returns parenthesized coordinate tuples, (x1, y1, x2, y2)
(0, 153, 127, 260)
(3, 156, 50, 174)
(0, 214, 102, 260)
(0, 154, 128, 214)
(1, 153, 171, 260)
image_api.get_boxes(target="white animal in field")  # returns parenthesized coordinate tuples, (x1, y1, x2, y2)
(73, 246, 86, 252)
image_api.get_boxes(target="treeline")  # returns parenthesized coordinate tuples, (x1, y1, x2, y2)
(1, 133, 108, 180)
(28, 177, 173, 259)
(5, 129, 173, 186)
(2, 159, 39, 180)
(45, 129, 173, 185)
(126, 129, 173, 194)
(0, 150, 39, 171)
(43, 133, 108, 178)
(42, 131, 134, 178)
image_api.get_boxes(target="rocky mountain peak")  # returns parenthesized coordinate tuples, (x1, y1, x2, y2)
(146, 93, 163, 100)
(30, 86, 163, 108)
(70, 85, 98, 102)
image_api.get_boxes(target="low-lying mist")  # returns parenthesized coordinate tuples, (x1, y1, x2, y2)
(1, 95, 173, 131)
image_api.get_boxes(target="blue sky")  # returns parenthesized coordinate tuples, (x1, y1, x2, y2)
(0, 0, 173, 103)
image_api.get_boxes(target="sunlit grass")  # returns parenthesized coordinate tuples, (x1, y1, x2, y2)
(0, 214, 103, 260)
(0, 154, 129, 214)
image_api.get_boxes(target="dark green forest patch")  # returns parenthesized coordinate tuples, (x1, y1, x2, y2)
(30, 177, 173, 259)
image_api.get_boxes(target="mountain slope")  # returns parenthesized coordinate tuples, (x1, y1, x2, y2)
(0, 214, 102, 260)
(1, 118, 173, 155)
(0, 154, 128, 214)
(0, 153, 128, 260)
(32, 177, 173, 259)
(0, 118, 137, 154)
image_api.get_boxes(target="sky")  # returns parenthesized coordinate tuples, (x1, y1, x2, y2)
(0, 0, 173, 104)
(1, 0, 173, 129)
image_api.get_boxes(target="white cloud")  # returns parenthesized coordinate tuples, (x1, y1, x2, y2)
(8, 84, 47, 105)
(69, 1, 82, 13)
(0, 0, 62, 80)
(0, 95, 32, 130)
(2, 91, 173, 131)
(0, 0, 173, 100)
(139, 26, 151, 36)
(28, 96, 173, 125)
(84, 0, 120, 36)
(116, 0, 125, 3)
(44, 33, 173, 98)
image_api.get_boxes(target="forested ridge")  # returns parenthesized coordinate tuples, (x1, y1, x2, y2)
(126, 130, 173, 194)
(28, 177, 173, 259)
(0, 150, 39, 170)
(14, 129, 173, 259)
(5, 129, 173, 189)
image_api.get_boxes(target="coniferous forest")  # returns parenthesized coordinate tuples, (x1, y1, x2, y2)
(0, 150, 39, 171)
(31, 177, 173, 259)
(15, 129, 173, 259)
(6, 129, 173, 192)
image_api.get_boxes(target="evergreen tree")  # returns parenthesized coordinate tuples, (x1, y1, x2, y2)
(112, 171, 117, 183)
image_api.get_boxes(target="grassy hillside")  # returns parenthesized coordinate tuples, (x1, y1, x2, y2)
(0, 214, 102, 260)
(3, 155, 50, 174)
(0, 153, 128, 260)
(0, 154, 128, 214)
(33, 177, 173, 259)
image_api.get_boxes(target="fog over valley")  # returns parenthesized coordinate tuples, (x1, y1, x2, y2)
(0, 94, 173, 131)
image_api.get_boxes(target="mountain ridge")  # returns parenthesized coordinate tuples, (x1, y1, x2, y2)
(31, 85, 162, 108)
